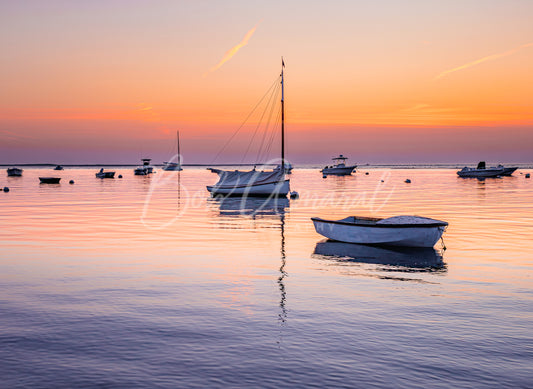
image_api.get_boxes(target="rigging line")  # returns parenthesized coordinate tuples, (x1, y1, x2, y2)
(211, 75, 280, 164)
(259, 112, 280, 163)
(260, 110, 281, 163)
(241, 80, 281, 163)
(257, 99, 281, 164)
(255, 85, 281, 163)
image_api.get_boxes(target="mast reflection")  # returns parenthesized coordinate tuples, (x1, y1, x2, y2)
(209, 195, 289, 325)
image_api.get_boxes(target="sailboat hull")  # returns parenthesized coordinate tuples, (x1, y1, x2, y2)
(207, 179, 290, 197)
(162, 163, 183, 171)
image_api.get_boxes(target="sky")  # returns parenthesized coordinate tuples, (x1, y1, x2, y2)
(1, 0, 532, 164)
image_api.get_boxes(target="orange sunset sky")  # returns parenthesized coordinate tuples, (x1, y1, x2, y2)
(1, 0, 532, 164)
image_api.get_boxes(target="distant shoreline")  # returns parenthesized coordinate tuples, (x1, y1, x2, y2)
(1, 163, 532, 169)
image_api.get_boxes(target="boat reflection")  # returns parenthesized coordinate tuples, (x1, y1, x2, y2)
(209, 195, 289, 326)
(209, 196, 289, 218)
(313, 240, 446, 272)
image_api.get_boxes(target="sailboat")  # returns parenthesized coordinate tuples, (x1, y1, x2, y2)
(162, 131, 183, 171)
(206, 59, 290, 197)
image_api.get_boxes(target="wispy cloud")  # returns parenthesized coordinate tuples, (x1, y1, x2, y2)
(435, 42, 533, 80)
(205, 22, 261, 76)
(137, 103, 153, 111)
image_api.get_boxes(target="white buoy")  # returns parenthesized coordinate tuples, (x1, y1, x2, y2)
(405, 179, 411, 183)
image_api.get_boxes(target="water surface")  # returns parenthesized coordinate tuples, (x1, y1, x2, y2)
(1, 167, 532, 388)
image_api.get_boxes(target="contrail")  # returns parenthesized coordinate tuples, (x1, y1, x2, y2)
(435, 42, 533, 80)
(206, 22, 260, 75)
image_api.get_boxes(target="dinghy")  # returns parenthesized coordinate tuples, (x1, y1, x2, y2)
(95, 168, 115, 178)
(7, 167, 23, 177)
(39, 177, 61, 184)
(311, 215, 448, 248)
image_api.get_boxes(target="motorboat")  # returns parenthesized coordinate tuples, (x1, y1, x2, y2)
(313, 240, 445, 270)
(321, 155, 357, 175)
(207, 59, 290, 197)
(274, 162, 293, 174)
(162, 131, 183, 171)
(491, 164, 518, 176)
(311, 215, 448, 248)
(54, 165, 64, 170)
(7, 167, 23, 176)
(457, 161, 504, 178)
(134, 159, 154, 175)
(95, 168, 115, 178)
(39, 177, 61, 184)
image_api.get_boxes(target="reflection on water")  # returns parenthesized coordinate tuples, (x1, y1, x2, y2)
(208, 195, 289, 218)
(313, 239, 446, 272)
(2, 168, 533, 388)
(210, 194, 289, 326)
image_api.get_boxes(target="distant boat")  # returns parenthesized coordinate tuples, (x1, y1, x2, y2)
(457, 161, 504, 178)
(134, 159, 154, 175)
(39, 177, 61, 184)
(95, 168, 115, 179)
(311, 215, 448, 248)
(321, 155, 357, 176)
(54, 165, 64, 170)
(162, 131, 183, 171)
(7, 167, 23, 177)
(275, 162, 293, 174)
(207, 59, 290, 197)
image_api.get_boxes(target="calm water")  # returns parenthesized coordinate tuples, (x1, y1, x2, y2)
(1, 167, 533, 388)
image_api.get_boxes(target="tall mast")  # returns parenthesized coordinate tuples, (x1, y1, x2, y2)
(281, 57, 285, 171)
(177, 130, 180, 163)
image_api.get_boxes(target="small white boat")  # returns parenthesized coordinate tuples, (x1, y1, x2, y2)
(54, 165, 64, 170)
(162, 131, 183, 171)
(7, 167, 23, 176)
(321, 155, 357, 175)
(95, 169, 115, 179)
(311, 215, 448, 248)
(457, 161, 503, 178)
(134, 159, 154, 175)
(207, 168, 290, 197)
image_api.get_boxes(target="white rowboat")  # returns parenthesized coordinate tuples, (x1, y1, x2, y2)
(311, 215, 448, 248)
